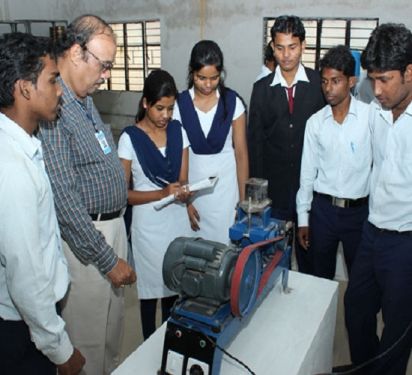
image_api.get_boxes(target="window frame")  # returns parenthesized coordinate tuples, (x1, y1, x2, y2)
(263, 17, 379, 70)
(104, 19, 161, 92)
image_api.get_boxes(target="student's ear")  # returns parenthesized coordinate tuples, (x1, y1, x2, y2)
(17, 79, 32, 100)
(301, 40, 306, 54)
(404, 64, 412, 82)
(349, 76, 357, 89)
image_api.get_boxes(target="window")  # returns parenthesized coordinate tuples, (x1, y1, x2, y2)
(102, 20, 161, 91)
(0, 19, 67, 37)
(0, 21, 26, 34)
(264, 17, 379, 69)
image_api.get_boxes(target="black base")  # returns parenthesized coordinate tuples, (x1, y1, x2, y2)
(160, 320, 216, 375)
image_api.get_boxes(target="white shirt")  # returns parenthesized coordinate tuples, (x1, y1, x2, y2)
(270, 63, 309, 93)
(354, 70, 375, 104)
(0, 113, 73, 364)
(296, 97, 372, 227)
(173, 88, 245, 244)
(368, 100, 412, 231)
(173, 87, 245, 126)
(255, 64, 273, 82)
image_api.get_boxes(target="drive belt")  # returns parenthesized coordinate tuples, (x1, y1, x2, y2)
(230, 235, 285, 317)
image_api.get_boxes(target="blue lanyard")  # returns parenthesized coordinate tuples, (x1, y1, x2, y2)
(75, 98, 100, 133)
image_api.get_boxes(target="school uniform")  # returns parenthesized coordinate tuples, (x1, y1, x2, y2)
(296, 96, 371, 278)
(344, 100, 412, 374)
(175, 87, 245, 244)
(249, 64, 325, 272)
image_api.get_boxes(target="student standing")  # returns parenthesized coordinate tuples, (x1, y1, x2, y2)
(118, 70, 190, 340)
(256, 42, 276, 82)
(0, 32, 84, 375)
(248, 15, 325, 273)
(174, 40, 249, 244)
(344, 23, 412, 375)
(296, 45, 371, 280)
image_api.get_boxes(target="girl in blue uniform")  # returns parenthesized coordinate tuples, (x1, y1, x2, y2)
(118, 70, 190, 339)
(174, 40, 249, 244)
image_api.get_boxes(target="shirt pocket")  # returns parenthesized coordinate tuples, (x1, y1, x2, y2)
(387, 152, 412, 188)
(346, 138, 372, 173)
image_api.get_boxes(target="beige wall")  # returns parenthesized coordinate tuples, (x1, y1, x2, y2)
(3, 0, 408, 279)
(2, 0, 410, 134)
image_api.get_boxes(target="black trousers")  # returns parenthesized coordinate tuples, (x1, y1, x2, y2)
(140, 295, 178, 340)
(309, 194, 368, 279)
(344, 221, 412, 375)
(0, 317, 56, 375)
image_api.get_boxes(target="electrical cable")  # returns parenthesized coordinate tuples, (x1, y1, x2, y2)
(330, 319, 412, 375)
(202, 332, 256, 375)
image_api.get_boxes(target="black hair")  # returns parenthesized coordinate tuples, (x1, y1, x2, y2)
(361, 23, 412, 74)
(271, 15, 306, 42)
(0, 32, 50, 109)
(54, 14, 114, 57)
(187, 40, 226, 92)
(187, 40, 230, 116)
(136, 69, 178, 122)
(264, 42, 275, 64)
(320, 45, 355, 77)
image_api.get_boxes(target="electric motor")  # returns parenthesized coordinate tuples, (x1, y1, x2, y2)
(162, 237, 238, 304)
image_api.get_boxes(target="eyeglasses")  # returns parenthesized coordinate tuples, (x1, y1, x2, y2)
(85, 46, 114, 72)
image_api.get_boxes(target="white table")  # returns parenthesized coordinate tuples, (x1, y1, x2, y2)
(113, 271, 338, 375)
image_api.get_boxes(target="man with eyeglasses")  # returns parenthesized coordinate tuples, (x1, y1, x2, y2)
(38, 14, 136, 375)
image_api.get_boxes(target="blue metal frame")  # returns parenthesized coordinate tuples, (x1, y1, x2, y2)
(161, 207, 292, 375)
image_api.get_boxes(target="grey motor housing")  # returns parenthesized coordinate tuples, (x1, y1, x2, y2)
(162, 237, 239, 304)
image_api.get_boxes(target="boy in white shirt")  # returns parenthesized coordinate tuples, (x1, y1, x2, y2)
(296, 45, 371, 280)
(0, 32, 84, 374)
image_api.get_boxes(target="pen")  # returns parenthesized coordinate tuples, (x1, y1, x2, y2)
(156, 176, 170, 185)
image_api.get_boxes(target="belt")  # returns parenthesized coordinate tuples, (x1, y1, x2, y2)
(314, 192, 368, 208)
(90, 209, 122, 221)
(370, 222, 412, 236)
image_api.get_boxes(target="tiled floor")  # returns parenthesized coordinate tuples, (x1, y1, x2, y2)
(119, 279, 411, 374)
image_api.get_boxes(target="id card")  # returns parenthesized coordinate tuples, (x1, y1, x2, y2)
(95, 130, 111, 154)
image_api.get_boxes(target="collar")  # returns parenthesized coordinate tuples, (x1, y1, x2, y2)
(58, 76, 91, 110)
(189, 86, 220, 99)
(0, 112, 41, 159)
(406, 100, 412, 116)
(371, 97, 412, 124)
(270, 63, 309, 87)
(323, 95, 359, 121)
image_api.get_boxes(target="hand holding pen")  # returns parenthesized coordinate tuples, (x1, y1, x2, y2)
(156, 176, 191, 203)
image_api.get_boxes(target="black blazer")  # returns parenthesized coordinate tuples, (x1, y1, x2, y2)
(248, 67, 325, 219)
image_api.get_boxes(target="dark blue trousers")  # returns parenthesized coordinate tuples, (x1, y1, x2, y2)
(309, 193, 368, 279)
(140, 295, 178, 340)
(344, 221, 412, 374)
(0, 317, 55, 375)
